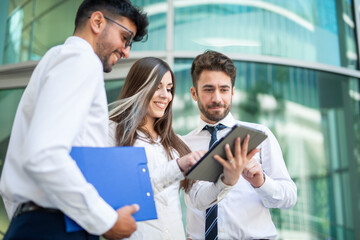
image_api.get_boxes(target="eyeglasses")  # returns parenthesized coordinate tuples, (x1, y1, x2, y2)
(104, 16, 134, 48)
(88, 15, 134, 48)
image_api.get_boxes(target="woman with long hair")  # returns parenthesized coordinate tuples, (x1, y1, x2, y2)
(108, 57, 205, 239)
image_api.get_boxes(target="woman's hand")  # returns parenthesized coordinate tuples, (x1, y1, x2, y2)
(177, 150, 207, 173)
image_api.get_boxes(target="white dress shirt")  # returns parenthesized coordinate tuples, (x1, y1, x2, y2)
(109, 122, 186, 240)
(0, 36, 117, 235)
(183, 113, 297, 240)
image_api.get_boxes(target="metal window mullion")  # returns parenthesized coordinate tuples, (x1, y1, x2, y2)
(166, 0, 174, 68)
(28, 0, 36, 60)
(353, 0, 360, 70)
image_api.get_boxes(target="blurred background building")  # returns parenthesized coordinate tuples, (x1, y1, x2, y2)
(0, 0, 359, 239)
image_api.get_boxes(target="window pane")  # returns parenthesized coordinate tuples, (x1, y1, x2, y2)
(4, 0, 82, 64)
(3, 0, 165, 64)
(174, 0, 358, 68)
(131, 0, 167, 51)
(105, 79, 124, 104)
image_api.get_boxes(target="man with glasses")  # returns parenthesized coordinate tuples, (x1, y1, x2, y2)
(0, 0, 148, 239)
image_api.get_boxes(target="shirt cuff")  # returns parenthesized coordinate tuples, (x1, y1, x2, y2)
(253, 173, 276, 199)
(215, 174, 234, 202)
(78, 197, 118, 235)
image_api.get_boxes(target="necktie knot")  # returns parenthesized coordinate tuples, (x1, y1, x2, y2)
(204, 124, 226, 135)
(203, 124, 227, 149)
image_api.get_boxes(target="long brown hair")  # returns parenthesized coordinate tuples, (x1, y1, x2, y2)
(109, 57, 190, 160)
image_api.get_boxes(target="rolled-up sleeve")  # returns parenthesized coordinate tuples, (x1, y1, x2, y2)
(185, 176, 233, 210)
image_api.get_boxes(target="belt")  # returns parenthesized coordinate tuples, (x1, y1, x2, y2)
(13, 201, 62, 218)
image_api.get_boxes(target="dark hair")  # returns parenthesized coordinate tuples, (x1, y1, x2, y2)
(109, 57, 191, 160)
(75, 0, 148, 42)
(191, 50, 237, 88)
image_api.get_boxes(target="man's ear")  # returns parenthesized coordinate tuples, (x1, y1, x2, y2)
(88, 11, 106, 34)
(190, 87, 198, 101)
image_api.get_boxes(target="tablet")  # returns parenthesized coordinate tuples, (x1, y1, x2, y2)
(185, 124, 268, 182)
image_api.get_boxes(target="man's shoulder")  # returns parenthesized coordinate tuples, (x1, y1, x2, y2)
(41, 38, 101, 72)
(236, 120, 270, 133)
(181, 128, 204, 147)
(181, 128, 208, 151)
(42, 42, 90, 60)
(182, 128, 199, 140)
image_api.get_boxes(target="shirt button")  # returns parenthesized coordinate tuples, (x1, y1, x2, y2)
(220, 228, 224, 232)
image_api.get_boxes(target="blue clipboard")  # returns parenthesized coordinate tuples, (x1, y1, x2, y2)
(65, 146, 157, 232)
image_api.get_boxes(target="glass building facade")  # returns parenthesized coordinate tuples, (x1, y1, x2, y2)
(0, 0, 360, 239)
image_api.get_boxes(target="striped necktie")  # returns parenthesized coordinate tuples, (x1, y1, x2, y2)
(203, 124, 226, 240)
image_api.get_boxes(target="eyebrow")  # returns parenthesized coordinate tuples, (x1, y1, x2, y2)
(202, 84, 231, 88)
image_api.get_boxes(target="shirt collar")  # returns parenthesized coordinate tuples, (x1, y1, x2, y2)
(193, 112, 237, 134)
(65, 36, 95, 54)
(136, 130, 161, 143)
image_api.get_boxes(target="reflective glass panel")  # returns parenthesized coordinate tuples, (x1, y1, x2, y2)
(174, 0, 358, 68)
(4, 0, 82, 64)
(131, 0, 167, 51)
(105, 79, 125, 104)
(3, 0, 165, 65)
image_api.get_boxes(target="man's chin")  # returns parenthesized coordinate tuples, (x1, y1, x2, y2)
(207, 109, 224, 117)
(205, 107, 232, 121)
(204, 112, 225, 122)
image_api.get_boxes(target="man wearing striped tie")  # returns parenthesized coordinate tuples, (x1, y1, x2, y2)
(182, 50, 297, 240)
